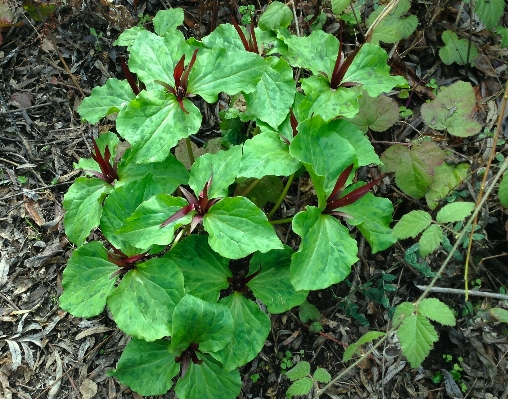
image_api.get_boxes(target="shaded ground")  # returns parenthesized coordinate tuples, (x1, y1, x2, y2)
(1, 0, 508, 398)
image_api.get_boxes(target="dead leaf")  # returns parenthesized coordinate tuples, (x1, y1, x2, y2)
(80, 378, 98, 399)
(0, 253, 10, 286)
(10, 92, 33, 108)
(5, 340, 22, 370)
(75, 326, 112, 341)
(24, 198, 45, 226)
(47, 349, 62, 399)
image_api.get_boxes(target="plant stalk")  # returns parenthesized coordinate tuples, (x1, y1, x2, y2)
(267, 173, 295, 219)
(185, 137, 195, 165)
(239, 178, 261, 197)
(269, 217, 293, 225)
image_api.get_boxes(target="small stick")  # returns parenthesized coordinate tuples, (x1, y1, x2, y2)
(415, 285, 508, 301)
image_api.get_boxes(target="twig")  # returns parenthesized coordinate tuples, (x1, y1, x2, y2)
(415, 285, 508, 301)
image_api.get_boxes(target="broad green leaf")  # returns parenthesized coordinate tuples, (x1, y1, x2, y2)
(247, 248, 309, 314)
(107, 258, 185, 341)
(290, 116, 357, 196)
(174, 353, 241, 399)
(74, 131, 120, 174)
(108, 338, 178, 396)
(366, 0, 418, 44)
(286, 361, 310, 381)
(347, 91, 399, 133)
(397, 314, 438, 368)
(380, 141, 446, 199)
(258, 1, 293, 31)
(63, 177, 112, 247)
(496, 25, 508, 48)
(475, 0, 504, 30)
(419, 224, 443, 257)
(201, 23, 245, 52)
(499, 172, 508, 207)
(60, 242, 118, 317)
(334, 121, 380, 166)
(393, 210, 432, 239)
(78, 79, 135, 124)
(153, 8, 184, 35)
(313, 367, 331, 383)
(238, 131, 301, 178)
(418, 298, 456, 326)
(290, 207, 358, 291)
(286, 377, 313, 397)
(113, 26, 144, 47)
(116, 90, 202, 163)
(421, 81, 481, 137)
(204, 197, 283, 259)
(171, 294, 234, 353)
(426, 163, 470, 210)
(331, 0, 351, 15)
(163, 235, 231, 302)
(392, 302, 416, 328)
(244, 57, 296, 129)
(234, 176, 284, 208)
(490, 307, 508, 323)
(189, 146, 242, 198)
(337, 191, 396, 253)
(115, 195, 191, 250)
(213, 293, 271, 371)
(299, 301, 321, 323)
(439, 30, 479, 66)
(188, 48, 266, 103)
(436, 202, 475, 223)
(343, 331, 386, 362)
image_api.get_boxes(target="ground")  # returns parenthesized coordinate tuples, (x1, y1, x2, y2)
(1, 0, 508, 398)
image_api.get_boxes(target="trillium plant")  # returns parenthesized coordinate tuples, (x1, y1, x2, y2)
(59, 3, 454, 398)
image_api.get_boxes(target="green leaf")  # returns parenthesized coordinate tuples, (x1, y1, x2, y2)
(107, 258, 185, 341)
(244, 57, 296, 129)
(490, 307, 508, 323)
(116, 89, 202, 163)
(496, 25, 508, 48)
(499, 172, 508, 207)
(108, 338, 178, 396)
(475, 0, 505, 30)
(291, 207, 358, 290)
(342, 344, 358, 362)
(418, 298, 456, 326)
(426, 163, 470, 210)
(421, 81, 481, 137)
(299, 301, 321, 323)
(247, 247, 308, 314)
(78, 79, 135, 124)
(239, 132, 301, 178)
(60, 242, 118, 317)
(343, 331, 386, 362)
(397, 314, 438, 368)
(392, 302, 416, 328)
(204, 197, 283, 260)
(153, 8, 184, 35)
(63, 177, 112, 247)
(313, 367, 331, 383)
(174, 353, 241, 399)
(419, 224, 443, 257)
(213, 293, 271, 371)
(286, 377, 313, 397)
(163, 235, 231, 302)
(258, 1, 293, 31)
(380, 141, 446, 199)
(366, 0, 418, 44)
(439, 30, 479, 66)
(393, 210, 432, 239)
(113, 26, 145, 47)
(115, 195, 192, 250)
(286, 361, 310, 381)
(347, 91, 399, 133)
(171, 294, 234, 354)
(331, 0, 351, 15)
(234, 176, 284, 208)
(189, 146, 242, 199)
(436, 202, 475, 223)
(337, 191, 396, 253)
(201, 23, 246, 52)
(74, 132, 120, 174)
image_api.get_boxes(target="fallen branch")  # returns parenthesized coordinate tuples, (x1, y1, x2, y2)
(415, 285, 508, 301)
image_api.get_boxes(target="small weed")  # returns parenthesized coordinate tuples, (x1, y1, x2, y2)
(250, 373, 260, 383)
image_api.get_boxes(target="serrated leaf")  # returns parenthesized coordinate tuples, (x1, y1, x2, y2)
(286, 377, 313, 397)
(115, 195, 192, 250)
(436, 202, 475, 223)
(60, 242, 118, 317)
(393, 210, 432, 239)
(380, 141, 446, 199)
(174, 353, 241, 399)
(189, 146, 242, 199)
(419, 224, 443, 257)
(78, 79, 135, 124)
(108, 338, 178, 396)
(258, 1, 293, 31)
(313, 367, 331, 383)
(366, 0, 418, 44)
(498, 172, 508, 207)
(331, 0, 351, 15)
(171, 294, 234, 353)
(397, 314, 438, 368)
(163, 235, 231, 302)
(291, 207, 358, 291)
(299, 301, 321, 323)
(212, 293, 271, 371)
(107, 258, 185, 341)
(490, 307, 508, 323)
(421, 81, 481, 137)
(475, 0, 505, 30)
(239, 132, 301, 178)
(153, 8, 183, 35)
(63, 177, 112, 247)
(426, 163, 470, 210)
(439, 30, 479, 66)
(418, 298, 456, 326)
(392, 302, 416, 328)
(286, 361, 310, 381)
(247, 247, 308, 314)
(204, 196, 283, 259)
(347, 91, 399, 133)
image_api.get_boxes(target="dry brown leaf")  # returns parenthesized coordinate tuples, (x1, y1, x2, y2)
(80, 378, 98, 399)
(10, 92, 33, 108)
(23, 198, 45, 226)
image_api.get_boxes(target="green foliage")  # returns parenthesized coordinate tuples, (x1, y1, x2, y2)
(474, 0, 505, 30)
(343, 331, 386, 362)
(499, 172, 508, 207)
(285, 361, 331, 398)
(366, 0, 418, 44)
